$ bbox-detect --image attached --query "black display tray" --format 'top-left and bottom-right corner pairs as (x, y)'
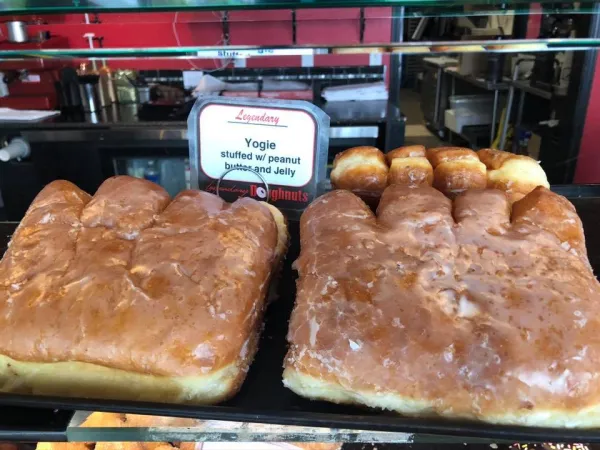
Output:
(2, 189), (600, 442)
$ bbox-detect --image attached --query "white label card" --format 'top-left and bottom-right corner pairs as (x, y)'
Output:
(189, 96), (330, 211)
(199, 104), (316, 187)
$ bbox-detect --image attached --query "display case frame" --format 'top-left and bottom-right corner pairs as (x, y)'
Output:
(1, 0), (600, 444)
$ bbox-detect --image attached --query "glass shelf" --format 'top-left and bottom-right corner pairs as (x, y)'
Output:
(3, 5), (587, 20)
(2, 38), (599, 61)
(0, 0), (600, 15)
(64, 411), (505, 443)
(405, 6), (600, 18)
(66, 413), (409, 443)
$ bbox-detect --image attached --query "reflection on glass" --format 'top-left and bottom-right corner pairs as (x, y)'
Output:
(2, 0), (600, 13)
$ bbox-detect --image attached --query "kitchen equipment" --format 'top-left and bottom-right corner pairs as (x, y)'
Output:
(457, 53), (487, 77)
(114, 70), (138, 104)
(136, 86), (151, 104)
(530, 53), (560, 91)
(78, 75), (101, 113)
(33, 30), (50, 43)
(421, 57), (458, 136)
(0, 138), (30, 162)
(449, 94), (496, 113)
(486, 52), (505, 84)
(6, 21), (28, 43)
(56, 67), (83, 110)
(98, 66), (117, 107)
(530, 12), (574, 92)
(0, 74), (8, 98)
(458, 30), (506, 82)
(445, 108), (493, 134)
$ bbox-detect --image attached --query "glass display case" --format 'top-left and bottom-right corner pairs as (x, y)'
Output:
(0, 0), (600, 446)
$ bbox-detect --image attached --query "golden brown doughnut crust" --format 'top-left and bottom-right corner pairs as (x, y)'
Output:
(426, 146), (480, 167)
(512, 186), (587, 260)
(477, 148), (516, 170)
(388, 157), (433, 187)
(329, 146), (549, 202)
(432, 159), (488, 198)
(478, 148), (550, 203)
(0, 176), (288, 404)
(330, 146), (388, 193)
(284, 185), (600, 427)
(386, 145), (426, 163)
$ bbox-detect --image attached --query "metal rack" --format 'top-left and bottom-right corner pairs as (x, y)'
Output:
(2, 39), (600, 60)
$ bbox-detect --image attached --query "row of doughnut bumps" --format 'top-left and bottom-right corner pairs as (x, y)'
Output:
(330, 145), (549, 202)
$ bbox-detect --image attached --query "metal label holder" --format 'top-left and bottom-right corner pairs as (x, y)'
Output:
(188, 96), (330, 212)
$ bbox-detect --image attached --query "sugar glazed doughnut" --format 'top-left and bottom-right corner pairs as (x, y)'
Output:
(386, 145), (434, 187)
(478, 148), (550, 203)
(330, 145), (549, 201)
(0, 176), (289, 404)
(330, 146), (388, 193)
(426, 147), (487, 198)
(285, 185), (600, 427)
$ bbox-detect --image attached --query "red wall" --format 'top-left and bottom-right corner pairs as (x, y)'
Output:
(0, 9), (392, 70)
(0, 9), (391, 109)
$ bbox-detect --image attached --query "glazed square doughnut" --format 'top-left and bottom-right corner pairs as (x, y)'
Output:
(284, 184), (600, 427)
(0, 176), (288, 404)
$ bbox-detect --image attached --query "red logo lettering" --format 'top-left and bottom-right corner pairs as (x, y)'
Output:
(235, 108), (280, 126)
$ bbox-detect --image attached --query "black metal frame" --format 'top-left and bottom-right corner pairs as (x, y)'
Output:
(507, 2), (600, 184)
(386, 6), (406, 151)
(546, 2), (600, 183)
(0, 3), (600, 443)
(389, 6), (404, 110)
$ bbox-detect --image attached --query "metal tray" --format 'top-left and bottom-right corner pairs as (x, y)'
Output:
(1, 190), (600, 442)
